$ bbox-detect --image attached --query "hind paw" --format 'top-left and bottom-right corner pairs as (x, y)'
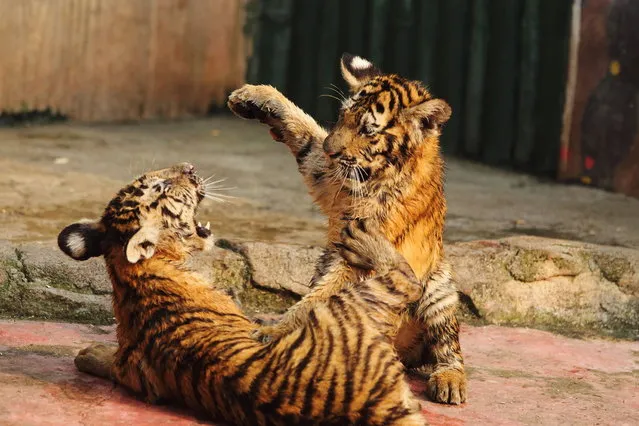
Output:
(75, 344), (117, 379)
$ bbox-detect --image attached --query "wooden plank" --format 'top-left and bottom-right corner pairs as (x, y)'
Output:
(514, 0), (541, 167)
(480, 0), (522, 165)
(531, 0), (572, 175)
(385, 0), (415, 76)
(340, 0), (369, 58)
(558, 0), (583, 178)
(414, 0), (440, 84)
(434, 0), (470, 155)
(250, 0), (293, 89)
(314, 0), (343, 125)
(0, 0), (247, 122)
(368, 0), (391, 66)
(463, 0), (489, 157)
(286, 0), (322, 114)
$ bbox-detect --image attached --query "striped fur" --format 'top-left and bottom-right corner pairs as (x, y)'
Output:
(228, 53), (467, 404)
(58, 163), (426, 425)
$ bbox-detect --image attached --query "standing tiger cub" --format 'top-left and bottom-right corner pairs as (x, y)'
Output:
(58, 163), (426, 425)
(228, 53), (467, 404)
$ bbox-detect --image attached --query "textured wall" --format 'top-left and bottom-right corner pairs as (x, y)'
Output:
(0, 0), (247, 122)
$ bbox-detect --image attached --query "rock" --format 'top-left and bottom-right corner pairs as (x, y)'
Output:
(231, 240), (323, 296)
(16, 242), (111, 294)
(449, 236), (639, 339)
(0, 246), (113, 324)
(1, 236), (638, 338)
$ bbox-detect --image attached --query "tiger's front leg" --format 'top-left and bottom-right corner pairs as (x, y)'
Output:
(400, 264), (467, 405)
(252, 248), (356, 342)
(228, 85), (342, 215)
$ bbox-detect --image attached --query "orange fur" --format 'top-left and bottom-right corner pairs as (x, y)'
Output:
(59, 163), (426, 425)
(228, 53), (467, 404)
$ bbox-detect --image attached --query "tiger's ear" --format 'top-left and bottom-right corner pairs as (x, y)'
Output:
(58, 220), (105, 261)
(404, 98), (452, 136)
(125, 224), (160, 264)
(340, 53), (382, 91)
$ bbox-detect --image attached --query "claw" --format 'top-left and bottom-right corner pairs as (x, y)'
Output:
(205, 222), (210, 230)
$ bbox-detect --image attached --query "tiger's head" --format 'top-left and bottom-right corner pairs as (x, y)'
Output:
(323, 53), (451, 190)
(58, 162), (209, 264)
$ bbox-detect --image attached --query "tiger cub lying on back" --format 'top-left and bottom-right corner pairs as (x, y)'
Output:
(228, 54), (466, 404)
(58, 163), (426, 426)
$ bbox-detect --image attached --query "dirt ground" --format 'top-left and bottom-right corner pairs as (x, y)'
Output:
(1, 320), (637, 426)
(1, 116), (638, 248)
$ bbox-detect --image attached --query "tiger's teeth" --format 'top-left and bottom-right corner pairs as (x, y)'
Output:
(197, 221), (202, 227)
(205, 222), (210, 230)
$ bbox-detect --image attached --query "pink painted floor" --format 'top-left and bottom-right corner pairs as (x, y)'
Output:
(0, 320), (637, 426)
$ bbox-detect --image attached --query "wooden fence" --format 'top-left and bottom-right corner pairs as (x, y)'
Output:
(0, 0), (247, 122)
(246, 0), (573, 176)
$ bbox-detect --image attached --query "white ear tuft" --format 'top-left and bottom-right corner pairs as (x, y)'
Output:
(340, 53), (382, 90)
(58, 221), (104, 261)
(350, 56), (373, 70)
(66, 232), (87, 259)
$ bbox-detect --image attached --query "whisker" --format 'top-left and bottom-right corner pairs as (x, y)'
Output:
(203, 194), (228, 203)
(204, 192), (237, 200)
(204, 184), (236, 191)
(201, 175), (217, 184)
(204, 177), (227, 186)
(331, 165), (349, 209)
(329, 83), (347, 99)
(324, 86), (346, 101)
(319, 94), (344, 103)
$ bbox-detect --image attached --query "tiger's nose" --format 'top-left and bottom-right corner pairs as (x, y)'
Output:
(323, 138), (342, 159)
(180, 163), (195, 175)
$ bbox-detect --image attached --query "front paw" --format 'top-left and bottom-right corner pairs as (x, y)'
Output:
(227, 85), (285, 122)
(75, 344), (117, 379)
(426, 368), (467, 405)
(337, 219), (401, 274)
(227, 85), (287, 141)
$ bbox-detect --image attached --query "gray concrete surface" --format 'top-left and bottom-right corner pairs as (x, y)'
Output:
(0, 117), (637, 248)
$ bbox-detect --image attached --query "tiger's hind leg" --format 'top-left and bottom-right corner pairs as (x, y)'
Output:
(75, 343), (165, 404)
(400, 263), (467, 405)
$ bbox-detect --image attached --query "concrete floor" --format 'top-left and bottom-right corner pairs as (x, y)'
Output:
(0, 116), (637, 247)
(1, 118), (638, 425)
(1, 320), (637, 426)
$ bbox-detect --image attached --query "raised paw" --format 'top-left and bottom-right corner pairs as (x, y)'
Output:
(75, 343), (117, 379)
(227, 85), (287, 141)
(337, 219), (406, 275)
(426, 368), (467, 405)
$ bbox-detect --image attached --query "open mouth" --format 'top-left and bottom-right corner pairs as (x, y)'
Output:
(346, 167), (370, 183)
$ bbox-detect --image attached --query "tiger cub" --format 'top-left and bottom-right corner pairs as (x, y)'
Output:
(58, 163), (425, 426)
(228, 53), (467, 404)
